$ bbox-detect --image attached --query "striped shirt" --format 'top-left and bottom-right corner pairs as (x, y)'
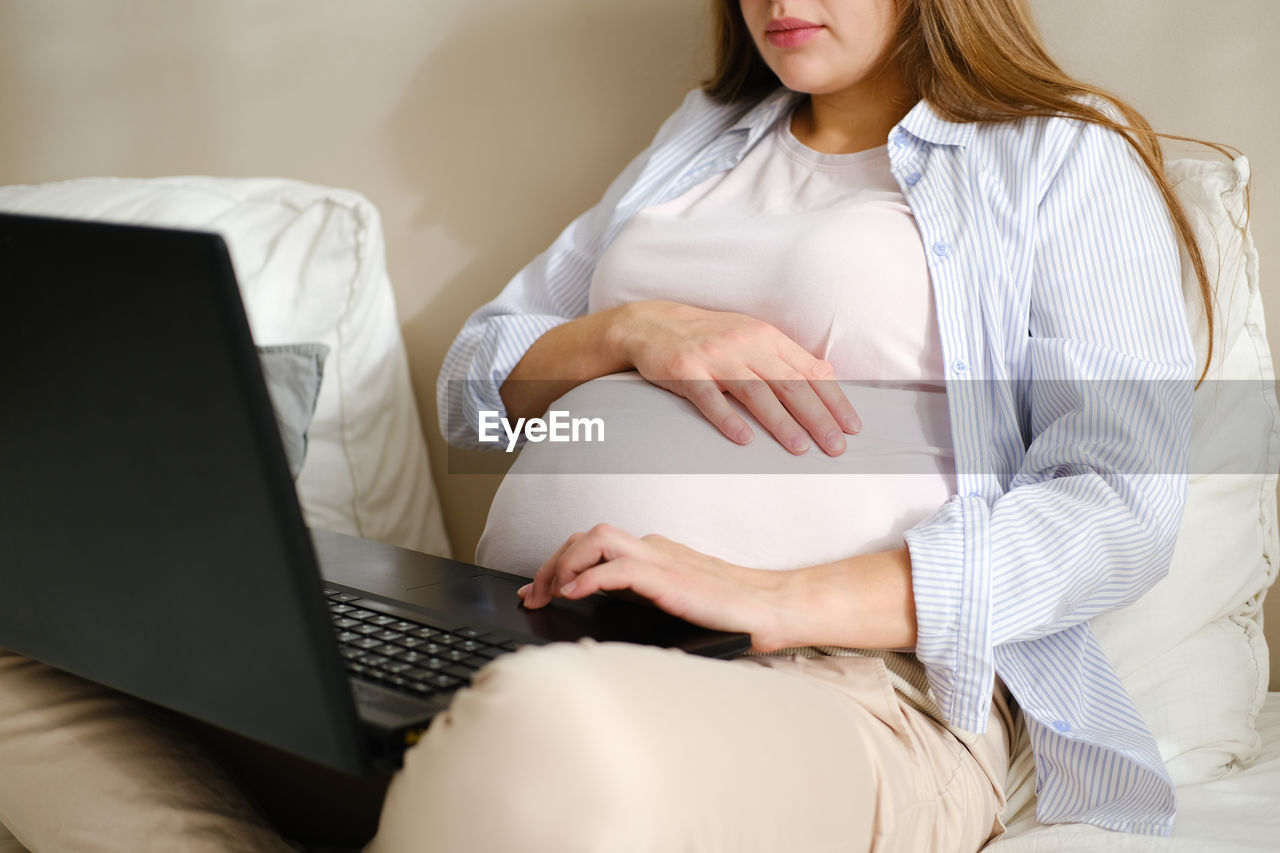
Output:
(438, 87), (1196, 835)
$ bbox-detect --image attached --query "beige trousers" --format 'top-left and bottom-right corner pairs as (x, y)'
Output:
(0, 642), (1012, 852)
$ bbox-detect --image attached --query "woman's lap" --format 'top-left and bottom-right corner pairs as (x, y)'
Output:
(0, 642), (1009, 852)
(0, 648), (293, 853)
(367, 640), (1009, 853)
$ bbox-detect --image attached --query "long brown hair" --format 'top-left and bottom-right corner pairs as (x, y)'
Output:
(705, 0), (1240, 385)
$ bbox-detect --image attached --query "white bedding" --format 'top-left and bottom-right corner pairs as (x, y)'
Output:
(988, 693), (1280, 852)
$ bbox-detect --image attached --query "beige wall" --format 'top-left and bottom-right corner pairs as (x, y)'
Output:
(1, 1), (1276, 687)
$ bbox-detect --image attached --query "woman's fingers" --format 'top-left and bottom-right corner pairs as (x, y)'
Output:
(520, 531), (583, 608)
(768, 372), (848, 456)
(620, 301), (862, 453)
(722, 357), (859, 456)
(775, 345), (862, 444)
(520, 524), (636, 609)
(678, 379), (755, 446)
(810, 376), (862, 435)
(518, 526), (774, 644)
(685, 369), (858, 455)
(720, 375), (812, 454)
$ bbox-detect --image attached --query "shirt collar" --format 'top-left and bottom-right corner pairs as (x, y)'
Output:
(728, 87), (975, 150)
(896, 98), (975, 148)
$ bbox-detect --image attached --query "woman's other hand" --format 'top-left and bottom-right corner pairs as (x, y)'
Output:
(516, 523), (794, 652)
(607, 300), (861, 456)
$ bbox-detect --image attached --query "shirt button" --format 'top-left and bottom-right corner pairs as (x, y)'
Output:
(905, 171), (922, 187)
(1052, 720), (1072, 733)
(967, 490), (982, 498)
(893, 129), (911, 147)
(932, 241), (951, 258)
(952, 358), (969, 374)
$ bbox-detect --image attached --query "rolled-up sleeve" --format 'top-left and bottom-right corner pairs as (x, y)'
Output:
(904, 117), (1196, 734)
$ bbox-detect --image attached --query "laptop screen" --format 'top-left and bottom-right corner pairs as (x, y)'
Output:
(0, 213), (368, 773)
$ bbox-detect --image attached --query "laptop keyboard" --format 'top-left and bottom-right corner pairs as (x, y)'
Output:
(324, 588), (521, 699)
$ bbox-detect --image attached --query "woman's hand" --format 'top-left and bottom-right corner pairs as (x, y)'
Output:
(518, 524), (918, 652)
(516, 523), (796, 652)
(607, 301), (861, 456)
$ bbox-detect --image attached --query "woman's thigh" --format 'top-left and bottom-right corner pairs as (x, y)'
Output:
(0, 648), (294, 853)
(367, 640), (1006, 853)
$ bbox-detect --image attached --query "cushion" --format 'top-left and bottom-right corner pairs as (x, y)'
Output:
(0, 177), (451, 557)
(257, 343), (328, 479)
(1072, 157), (1277, 786)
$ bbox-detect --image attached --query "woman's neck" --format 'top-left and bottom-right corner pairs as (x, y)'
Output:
(789, 69), (916, 155)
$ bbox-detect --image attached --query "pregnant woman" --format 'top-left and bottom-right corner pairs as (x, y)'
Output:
(377, 0), (1210, 850)
(0, 1), (1211, 851)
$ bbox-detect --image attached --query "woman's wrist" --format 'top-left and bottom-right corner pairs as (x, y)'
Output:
(599, 301), (636, 370)
(763, 548), (917, 652)
(600, 300), (664, 371)
(500, 307), (634, 420)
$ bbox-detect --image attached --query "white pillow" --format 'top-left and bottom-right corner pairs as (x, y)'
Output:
(0, 176), (451, 558)
(1087, 157), (1277, 785)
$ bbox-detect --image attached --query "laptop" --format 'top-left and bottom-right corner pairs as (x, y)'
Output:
(0, 211), (751, 777)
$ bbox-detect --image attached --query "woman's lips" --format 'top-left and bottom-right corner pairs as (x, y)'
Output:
(765, 17), (824, 48)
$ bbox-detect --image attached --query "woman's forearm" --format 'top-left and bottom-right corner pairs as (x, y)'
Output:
(764, 547), (917, 651)
(498, 305), (633, 421)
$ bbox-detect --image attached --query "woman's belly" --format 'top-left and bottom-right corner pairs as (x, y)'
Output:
(477, 373), (956, 577)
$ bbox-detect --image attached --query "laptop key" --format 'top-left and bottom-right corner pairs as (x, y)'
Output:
(328, 595), (536, 699)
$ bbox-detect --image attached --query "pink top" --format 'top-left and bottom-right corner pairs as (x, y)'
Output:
(478, 110), (956, 575)
(589, 116), (946, 385)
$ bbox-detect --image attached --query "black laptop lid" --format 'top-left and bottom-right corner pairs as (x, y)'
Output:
(0, 213), (368, 774)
